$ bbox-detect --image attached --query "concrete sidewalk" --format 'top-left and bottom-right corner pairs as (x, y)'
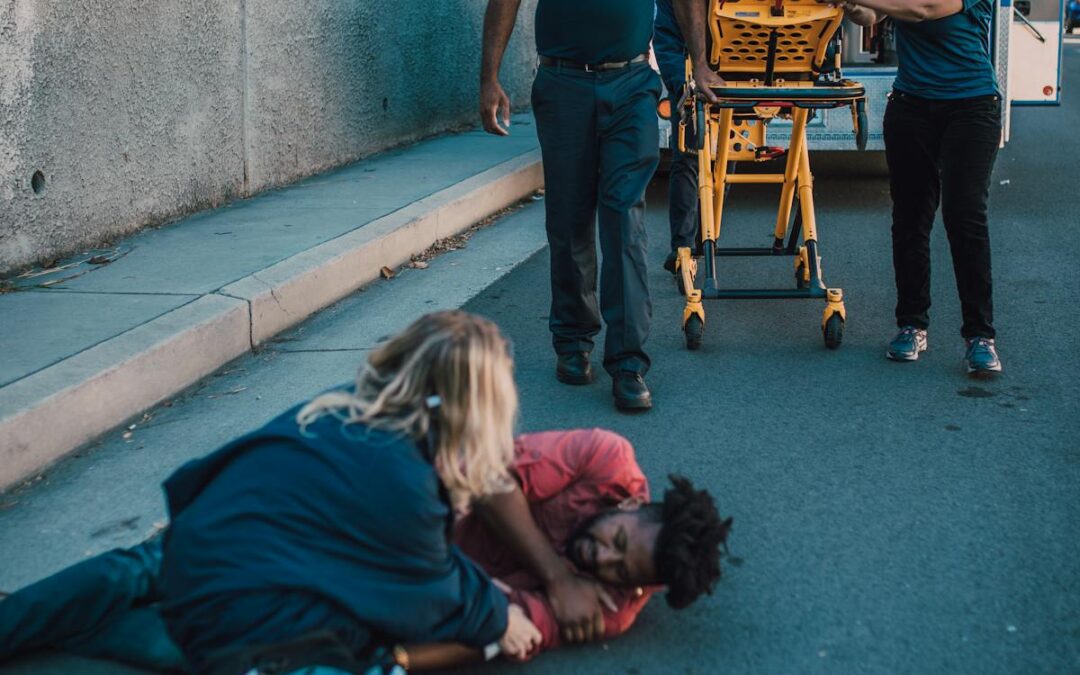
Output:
(0, 116), (542, 491)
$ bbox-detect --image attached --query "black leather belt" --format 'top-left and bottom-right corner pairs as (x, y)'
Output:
(538, 53), (649, 72)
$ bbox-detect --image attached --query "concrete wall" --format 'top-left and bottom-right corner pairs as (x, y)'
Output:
(0, 0), (538, 274)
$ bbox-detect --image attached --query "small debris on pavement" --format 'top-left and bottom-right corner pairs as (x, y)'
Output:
(408, 260), (429, 270)
(999, 179), (1010, 186)
(87, 255), (113, 265)
(380, 266), (396, 280)
(90, 516), (140, 539)
(407, 195), (534, 267)
(208, 386), (249, 399)
(122, 431), (133, 440)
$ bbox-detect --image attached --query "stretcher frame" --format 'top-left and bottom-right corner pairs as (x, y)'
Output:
(672, 0), (868, 350)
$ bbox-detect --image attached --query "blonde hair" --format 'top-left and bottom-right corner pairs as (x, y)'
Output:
(296, 311), (518, 506)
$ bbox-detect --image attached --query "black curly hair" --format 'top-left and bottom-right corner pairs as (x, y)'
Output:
(647, 474), (732, 609)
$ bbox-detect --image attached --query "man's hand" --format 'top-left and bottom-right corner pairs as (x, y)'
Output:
(547, 573), (618, 643)
(480, 80), (511, 136)
(674, 0), (727, 104)
(480, 0), (521, 135)
(692, 63), (726, 104)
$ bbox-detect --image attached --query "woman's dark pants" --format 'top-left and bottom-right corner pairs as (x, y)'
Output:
(883, 92), (1001, 339)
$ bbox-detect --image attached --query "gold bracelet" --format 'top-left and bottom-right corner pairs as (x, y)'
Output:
(393, 644), (411, 671)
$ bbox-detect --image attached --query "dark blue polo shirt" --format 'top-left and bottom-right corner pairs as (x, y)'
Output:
(893, 0), (1000, 99)
(535, 0), (655, 64)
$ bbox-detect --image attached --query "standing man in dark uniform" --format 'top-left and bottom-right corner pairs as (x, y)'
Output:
(653, 0), (700, 276)
(480, 0), (662, 411)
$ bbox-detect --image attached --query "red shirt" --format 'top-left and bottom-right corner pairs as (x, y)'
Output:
(453, 428), (657, 656)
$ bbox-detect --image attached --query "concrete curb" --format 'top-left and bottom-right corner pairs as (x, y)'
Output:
(0, 150), (543, 491)
(222, 150), (543, 345)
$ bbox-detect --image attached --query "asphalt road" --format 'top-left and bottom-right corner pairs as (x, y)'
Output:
(3, 50), (1079, 675)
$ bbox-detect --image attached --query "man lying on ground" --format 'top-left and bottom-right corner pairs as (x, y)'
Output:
(0, 428), (732, 672)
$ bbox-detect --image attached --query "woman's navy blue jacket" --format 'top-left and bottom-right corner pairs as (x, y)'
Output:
(158, 400), (508, 668)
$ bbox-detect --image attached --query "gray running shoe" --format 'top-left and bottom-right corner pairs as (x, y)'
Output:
(886, 326), (928, 361)
(964, 337), (1002, 377)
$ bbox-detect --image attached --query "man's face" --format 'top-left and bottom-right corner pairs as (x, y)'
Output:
(565, 507), (661, 587)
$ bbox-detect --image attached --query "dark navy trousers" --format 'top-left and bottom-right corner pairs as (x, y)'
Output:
(532, 61), (661, 375)
(662, 76), (700, 254)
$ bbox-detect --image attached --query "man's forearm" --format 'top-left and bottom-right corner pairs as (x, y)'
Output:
(474, 484), (571, 586)
(482, 0), (523, 84)
(673, 0), (710, 68)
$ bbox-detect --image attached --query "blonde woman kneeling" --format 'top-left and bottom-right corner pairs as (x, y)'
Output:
(157, 311), (539, 675)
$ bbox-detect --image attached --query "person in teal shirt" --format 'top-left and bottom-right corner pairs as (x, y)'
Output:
(836, 0), (1004, 375)
(480, 0), (661, 412)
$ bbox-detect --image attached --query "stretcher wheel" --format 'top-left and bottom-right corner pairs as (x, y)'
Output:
(823, 313), (844, 350)
(685, 315), (704, 350)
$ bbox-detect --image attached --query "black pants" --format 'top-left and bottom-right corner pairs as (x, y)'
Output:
(664, 78), (700, 253)
(883, 91), (1001, 339)
(532, 62), (661, 375)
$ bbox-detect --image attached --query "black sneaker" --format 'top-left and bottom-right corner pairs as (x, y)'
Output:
(964, 337), (1002, 377)
(886, 326), (928, 362)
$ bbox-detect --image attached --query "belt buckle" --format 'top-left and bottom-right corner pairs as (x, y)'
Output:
(584, 62), (597, 73)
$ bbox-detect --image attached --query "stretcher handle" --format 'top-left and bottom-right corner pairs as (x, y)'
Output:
(695, 99), (706, 151)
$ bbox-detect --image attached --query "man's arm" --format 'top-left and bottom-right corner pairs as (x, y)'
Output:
(480, 0), (523, 136)
(844, 0), (961, 22)
(673, 0), (725, 103)
(474, 484), (617, 644)
(506, 586), (654, 655)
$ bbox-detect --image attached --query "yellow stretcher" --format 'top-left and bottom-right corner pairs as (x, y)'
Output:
(667, 0), (868, 350)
